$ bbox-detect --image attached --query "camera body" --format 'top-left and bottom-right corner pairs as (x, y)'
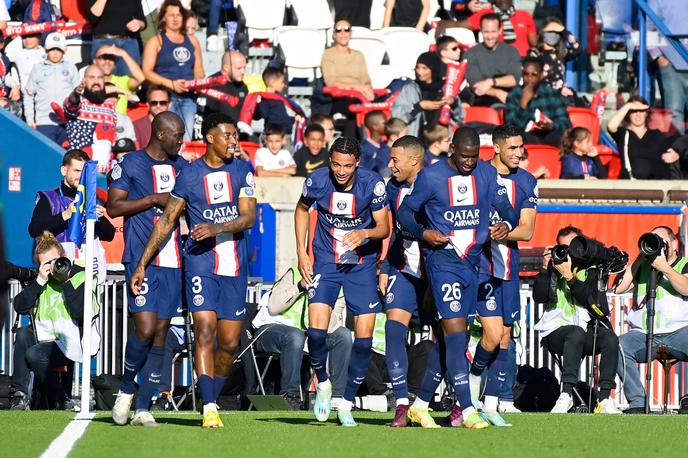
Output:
(51, 257), (72, 282)
(568, 236), (628, 274)
(638, 232), (668, 259)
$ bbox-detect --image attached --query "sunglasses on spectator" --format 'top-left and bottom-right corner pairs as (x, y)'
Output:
(96, 54), (117, 61)
(449, 46), (460, 51)
(150, 100), (170, 106)
(335, 26), (352, 33)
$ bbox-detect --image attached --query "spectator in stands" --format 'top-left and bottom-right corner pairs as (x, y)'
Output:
(385, 118), (408, 145)
(111, 137), (137, 162)
(251, 269), (353, 408)
(142, 0), (204, 141)
(422, 123), (450, 165)
(607, 96), (678, 179)
(5, 32), (44, 93)
(559, 127), (607, 180)
(526, 17), (581, 100)
(23, 32), (78, 145)
(0, 37), (21, 116)
(63, 65), (118, 153)
(10, 231), (100, 410)
(0, 1), (8, 30)
(360, 110), (391, 177)
(320, 19), (373, 137)
(505, 56), (571, 146)
(614, 225), (688, 413)
(464, 0), (536, 56)
(186, 9), (199, 37)
(383, 0), (430, 30)
(93, 44), (146, 114)
(392, 52), (463, 137)
(205, 50), (248, 132)
(311, 113), (337, 149)
(436, 35), (461, 68)
(533, 226), (622, 414)
(104, 86), (137, 142)
(333, 0), (373, 28)
(462, 13), (521, 106)
(254, 126), (296, 177)
(648, 0), (688, 135)
(257, 67), (296, 136)
(87, 0), (147, 77)
(294, 124), (328, 178)
(133, 85), (171, 147)
(28, 149), (115, 283)
(206, 0), (223, 52)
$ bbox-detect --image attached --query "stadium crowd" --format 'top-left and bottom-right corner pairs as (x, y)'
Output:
(2, 0), (688, 429)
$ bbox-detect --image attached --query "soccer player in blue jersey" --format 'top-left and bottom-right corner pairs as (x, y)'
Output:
(469, 124), (537, 426)
(397, 126), (519, 429)
(130, 112), (256, 428)
(294, 137), (390, 427)
(377, 135), (427, 427)
(108, 112), (187, 427)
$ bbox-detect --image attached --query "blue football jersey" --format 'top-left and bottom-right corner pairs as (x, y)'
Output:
(482, 162), (538, 280)
(400, 159), (515, 269)
(386, 178), (423, 278)
(302, 167), (386, 265)
(171, 157), (256, 277)
(109, 150), (188, 267)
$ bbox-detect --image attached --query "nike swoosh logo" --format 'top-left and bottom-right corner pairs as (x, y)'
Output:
(499, 372), (507, 377)
(392, 375), (403, 381)
(235, 308), (246, 316)
(150, 372), (161, 378)
(511, 311), (519, 318)
(177, 307), (183, 313)
(305, 160), (325, 172)
(214, 194), (223, 200)
(455, 374), (467, 380)
(160, 185), (172, 191)
(368, 302), (379, 309)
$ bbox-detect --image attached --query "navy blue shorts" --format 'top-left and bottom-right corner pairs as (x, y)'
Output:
(425, 251), (477, 320)
(125, 264), (182, 319)
(383, 269), (427, 316)
(308, 262), (381, 316)
(475, 277), (521, 326)
(185, 273), (247, 321)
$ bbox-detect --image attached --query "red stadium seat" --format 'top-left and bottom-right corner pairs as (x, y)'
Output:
(479, 145), (495, 161)
(523, 144), (561, 179)
(239, 140), (260, 166)
(567, 107), (600, 143)
(464, 106), (502, 125)
(126, 104), (148, 123)
(61, 0), (89, 22)
(597, 145), (622, 179)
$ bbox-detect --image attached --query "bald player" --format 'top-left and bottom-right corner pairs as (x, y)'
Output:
(205, 50), (249, 125)
(378, 136), (428, 427)
(108, 111), (188, 427)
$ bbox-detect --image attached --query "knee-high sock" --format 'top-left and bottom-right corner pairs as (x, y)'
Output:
(121, 333), (152, 394)
(470, 343), (496, 377)
(445, 332), (472, 409)
(484, 347), (508, 397)
(135, 346), (164, 411)
(198, 375), (215, 405)
(385, 320), (409, 402)
(417, 339), (444, 403)
(307, 328), (329, 383)
(344, 337), (373, 402)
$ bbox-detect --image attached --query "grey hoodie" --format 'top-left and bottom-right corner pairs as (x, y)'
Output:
(24, 58), (80, 126)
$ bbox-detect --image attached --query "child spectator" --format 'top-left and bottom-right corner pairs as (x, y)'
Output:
(360, 110), (390, 177)
(254, 126), (297, 177)
(294, 124), (328, 177)
(422, 123), (450, 165)
(5, 33), (45, 92)
(311, 113), (336, 148)
(257, 67), (296, 136)
(559, 127), (607, 180)
(385, 117), (409, 146)
(0, 37), (21, 115)
(519, 148), (549, 179)
(24, 32), (79, 145)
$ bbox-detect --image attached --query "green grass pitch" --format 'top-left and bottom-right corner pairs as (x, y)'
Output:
(1, 411), (687, 458)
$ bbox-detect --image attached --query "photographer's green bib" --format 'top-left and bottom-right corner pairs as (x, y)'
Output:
(534, 268), (591, 338)
(34, 271), (101, 363)
(629, 257), (688, 334)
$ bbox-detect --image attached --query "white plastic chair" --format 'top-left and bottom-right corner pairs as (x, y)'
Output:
(442, 26), (477, 49)
(64, 39), (91, 67)
(276, 27), (327, 81)
(349, 36), (387, 70)
(289, 0), (333, 30)
(236, 0), (287, 42)
(351, 26), (382, 39)
(369, 64), (412, 88)
(380, 27), (432, 73)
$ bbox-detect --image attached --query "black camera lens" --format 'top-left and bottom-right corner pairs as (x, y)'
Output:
(638, 232), (666, 258)
(551, 244), (569, 264)
(52, 257), (71, 277)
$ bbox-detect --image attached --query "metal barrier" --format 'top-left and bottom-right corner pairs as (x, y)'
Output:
(2, 279), (685, 409)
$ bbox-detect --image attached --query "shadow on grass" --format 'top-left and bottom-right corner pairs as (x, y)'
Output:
(91, 416), (201, 427)
(256, 416), (391, 426)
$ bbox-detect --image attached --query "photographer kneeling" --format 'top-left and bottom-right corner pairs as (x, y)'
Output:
(614, 226), (688, 414)
(533, 226), (622, 414)
(10, 232), (100, 410)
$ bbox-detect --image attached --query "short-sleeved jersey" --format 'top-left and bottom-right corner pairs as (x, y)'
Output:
(302, 167), (386, 265)
(171, 157), (256, 277)
(482, 163), (538, 280)
(386, 178), (423, 278)
(401, 160), (514, 269)
(109, 150), (188, 267)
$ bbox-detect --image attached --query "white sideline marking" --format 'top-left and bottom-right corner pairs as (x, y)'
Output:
(39, 414), (95, 458)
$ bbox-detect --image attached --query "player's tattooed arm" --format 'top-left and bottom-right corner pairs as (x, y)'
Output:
(130, 196), (186, 294)
(107, 187), (170, 218)
(294, 199), (313, 285)
(342, 207), (390, 250)
(191, 196), (257, 240)
(505, 208), (537, 242)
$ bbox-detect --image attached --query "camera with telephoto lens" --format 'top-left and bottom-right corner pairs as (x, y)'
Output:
(550, 244), (569, 265)
(638, 232), (668, 259)
(568, 236), (628, 274)
(51, 257), (72, 282)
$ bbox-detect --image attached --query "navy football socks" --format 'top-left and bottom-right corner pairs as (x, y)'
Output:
(470, 343), (495, 377)
(121, 333), (152, 394)
(445, 332), (472, 409)
(307, 328), (329, 383)
(135, 346), (164, 411)
(385, 320), (409, 402)
(198, 375), (215, 405)
(417, 339), (444, 403)
(344, 337), (373, 402)
(484, 347), (508, 397)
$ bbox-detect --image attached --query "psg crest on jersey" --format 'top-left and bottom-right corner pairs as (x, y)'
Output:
(160, 173), (170, 182)
(214, 181), (224, 191)
(450, 300), (461, 313)
(458, 183), (468, 194)
(337, 200), (347, 211)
